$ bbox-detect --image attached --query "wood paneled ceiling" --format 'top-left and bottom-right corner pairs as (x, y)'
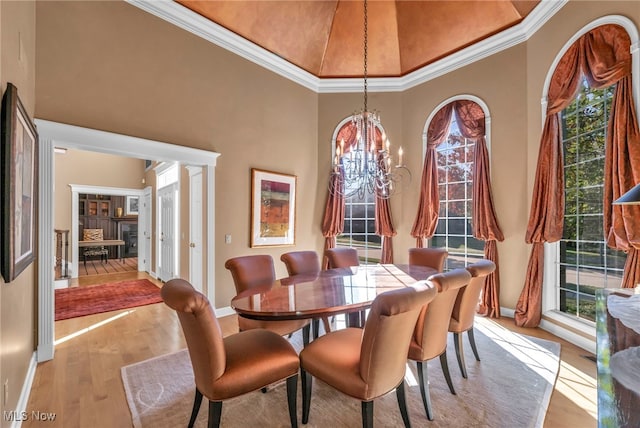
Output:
(176, 0), (540, 78)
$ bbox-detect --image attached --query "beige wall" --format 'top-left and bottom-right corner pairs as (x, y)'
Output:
(36, 1), (320, 307)
(54, 149), (146, 232)
(0, 0), (36, 424)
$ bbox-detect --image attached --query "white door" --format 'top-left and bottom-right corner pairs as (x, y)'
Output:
(188, 168), (203, 291)
(141, 187), (152, 273)
(157, 183), (177, 281)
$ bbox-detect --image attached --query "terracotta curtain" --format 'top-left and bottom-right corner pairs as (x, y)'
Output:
(411, 104), (454, 247)
(321, 172), (345, 269)
(515, 25), (639, 327)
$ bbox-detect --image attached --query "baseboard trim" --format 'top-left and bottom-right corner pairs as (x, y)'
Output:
(10, 352), (37, 428)
(215, 306), (236, 318)
(499, 307), (595, 354)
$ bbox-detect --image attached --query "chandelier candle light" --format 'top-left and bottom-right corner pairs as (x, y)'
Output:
(329, 0), (410, 199)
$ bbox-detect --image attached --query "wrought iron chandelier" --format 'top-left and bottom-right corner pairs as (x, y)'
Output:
(329, 0), (410, 199)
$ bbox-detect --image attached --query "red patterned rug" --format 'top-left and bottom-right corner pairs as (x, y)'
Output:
(55, 279), (162, 321)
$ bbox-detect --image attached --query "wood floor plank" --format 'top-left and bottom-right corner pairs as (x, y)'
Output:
(23, 272), (597, 428)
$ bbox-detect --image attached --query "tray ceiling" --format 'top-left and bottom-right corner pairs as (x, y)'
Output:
(176, 0), (541, 78)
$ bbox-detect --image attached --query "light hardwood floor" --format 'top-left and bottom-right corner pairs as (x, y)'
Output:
(24, 272), (597, 427)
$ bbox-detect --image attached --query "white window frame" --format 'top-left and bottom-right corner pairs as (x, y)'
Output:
(541, 16), (639, 342)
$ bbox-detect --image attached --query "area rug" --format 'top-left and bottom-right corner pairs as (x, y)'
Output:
(121, 317), (560, 428)
(55, 279), (162, 321)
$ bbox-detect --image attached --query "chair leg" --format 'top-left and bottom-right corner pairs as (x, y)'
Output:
(453, 332), (468, 379)
(361, 401), (374, 428)
(286, 374), (298, 428)
(395, 381), (412, 428)
(468, 328), (481, 362)
(312, 319), (320, 340)
(301, 369), (312, 424)
(207, 400), (222, 428)
(302, 324), (310, 347)
(416, 361), (433, 421)
(439, 352), (456, 395)
(188, 388), (203, 428)
(321, 316), (332, 334)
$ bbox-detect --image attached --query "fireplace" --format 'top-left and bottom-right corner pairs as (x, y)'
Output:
(118, 221), (138, 258)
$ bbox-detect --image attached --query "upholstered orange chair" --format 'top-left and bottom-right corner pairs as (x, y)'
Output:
(324, 247), (362, 326)
(281, 251), (321, 276)
(449, 259), (496, 378)
(161, 278), (300, 428)
(325, 247), (359, 268)
(225, 255), (311, 346)
(408, 268), (472, 421)
(300, 282), (437, 428)
(408, 247), (448, 272)
(280, 251), (330, 336)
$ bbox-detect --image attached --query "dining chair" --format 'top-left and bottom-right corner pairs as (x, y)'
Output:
(408, 268), (472, 421)
(161, 278), (300, 428)
(280, 251), (330, 336)
(82, 228), (109, 266)
(324, 247), (363, 326)
(449, 259), (496, 378)
(324, 247), (359, 268)
(408, 247), (448, 272)
(225, 255), (311, 346)
(300, 281), (438, 428)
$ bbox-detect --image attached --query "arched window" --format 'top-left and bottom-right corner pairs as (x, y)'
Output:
(557, 80), (626, 322)
(332, 118), (385, 263)
(430, 118), (484, 270)
(414, 96), (503, 317)
(517, 17), (640, 330)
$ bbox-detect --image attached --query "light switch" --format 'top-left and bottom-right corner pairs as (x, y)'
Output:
(225, 234), (232, 244)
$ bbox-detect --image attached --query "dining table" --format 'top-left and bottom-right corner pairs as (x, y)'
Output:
(230, 264), (438, 328)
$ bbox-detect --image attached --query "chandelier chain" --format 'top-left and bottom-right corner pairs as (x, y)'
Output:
(363, 0), (368, 114)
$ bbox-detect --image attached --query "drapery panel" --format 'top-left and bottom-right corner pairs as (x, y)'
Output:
(411, 100), (504, 317)
(375, 182), (396, 264)
(411, 104), (454, 247)
(321, 172), (345, 269)
(516, 24), (639, 327)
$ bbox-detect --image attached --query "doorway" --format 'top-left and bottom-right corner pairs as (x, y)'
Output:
(36, 119), (219, 361)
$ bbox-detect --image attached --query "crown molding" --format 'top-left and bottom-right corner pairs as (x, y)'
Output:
(127, 0), (567, 94)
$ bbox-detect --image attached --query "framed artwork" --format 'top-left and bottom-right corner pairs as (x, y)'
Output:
(126, 195), (139, 215)
(251, 168), (296, 247)
(1, 83), (38, 282)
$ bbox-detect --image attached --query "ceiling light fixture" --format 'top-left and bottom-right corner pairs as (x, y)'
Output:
(329, 0), (410, 199)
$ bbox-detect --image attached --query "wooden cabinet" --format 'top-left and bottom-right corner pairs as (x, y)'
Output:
(79, 194), (117, 258)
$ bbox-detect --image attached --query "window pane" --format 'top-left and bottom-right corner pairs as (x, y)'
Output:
(448, 182), (465, 200)
(431, 235), (446, 248)
(447, 219), (466, 235)
(448, 201), (466, 217)
(578, 215), (603, 241)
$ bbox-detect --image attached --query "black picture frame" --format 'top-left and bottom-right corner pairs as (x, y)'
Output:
(1, 83), (38, 282)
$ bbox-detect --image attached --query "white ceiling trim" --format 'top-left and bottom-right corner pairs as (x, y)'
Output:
(127, 0), (567, 94)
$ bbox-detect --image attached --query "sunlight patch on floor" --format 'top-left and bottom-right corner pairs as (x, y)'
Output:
(555, 359), (598, 419)
(475, 317), (559, 386)
(54, 309), (136, 345)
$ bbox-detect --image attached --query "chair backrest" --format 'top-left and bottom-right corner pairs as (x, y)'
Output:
(280, 251), (320, 276)
(83, 228), (104, 241)
(161, 279), (226, 399)
(224, 255), (276, 293)
(450, 260), (496, 333)
(408, 247), (448, 272)
(325, 247), (359, 269)
(359, 281), (437, 399)
(411, 268), (471, 361)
